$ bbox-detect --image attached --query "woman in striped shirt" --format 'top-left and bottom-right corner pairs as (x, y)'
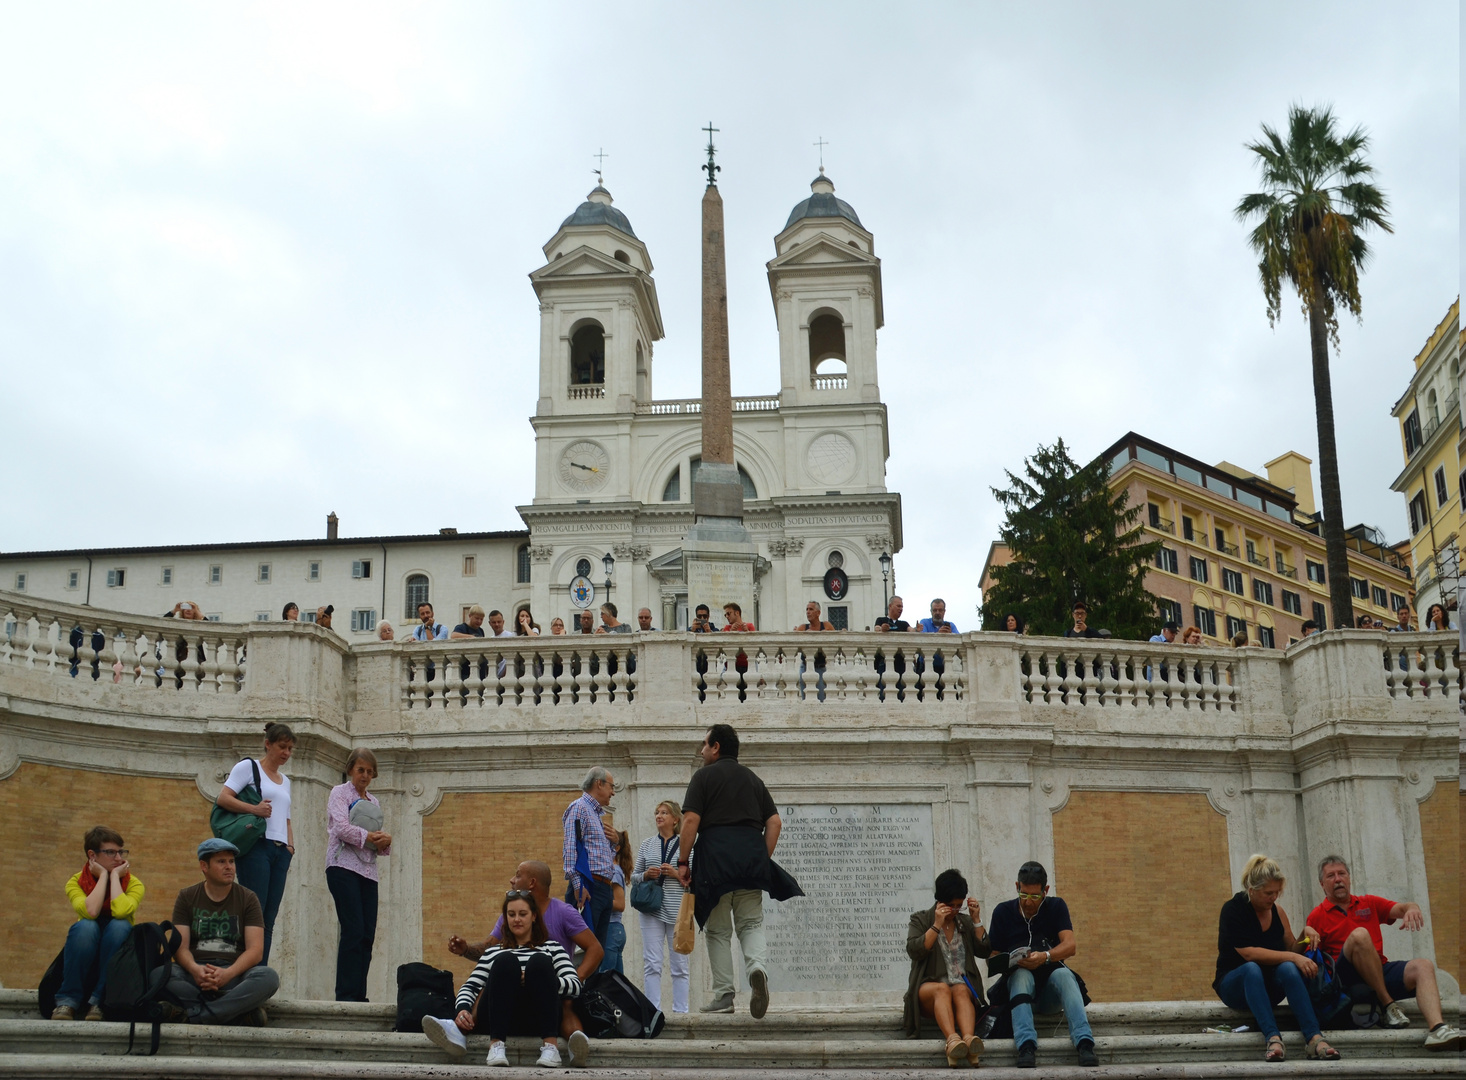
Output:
(632, 800), (689, 1013)
(423, 890), (581, 1067)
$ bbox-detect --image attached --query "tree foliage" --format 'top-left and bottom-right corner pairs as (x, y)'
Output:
(983, 439), (1161, 639)
(1235, 105), (1391, 632)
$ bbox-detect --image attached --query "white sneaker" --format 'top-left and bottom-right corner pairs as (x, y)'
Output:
(1424, 1023), (1462, 1052)
(567, 1028), (591, 1067)
(1382, 1001), (1411, 1029)
(536, 1043), (562, 1067)
(485, 1041), (509, 1066)
(421, 1014), (467, 1060)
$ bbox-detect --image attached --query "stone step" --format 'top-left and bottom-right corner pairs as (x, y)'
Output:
(0, 989), (1432, 1039)
(0, 1057), (1457, 1080)
(0, 1017), (1450, 1070)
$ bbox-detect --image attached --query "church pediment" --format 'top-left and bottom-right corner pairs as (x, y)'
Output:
(765, 233), (879, 271)
(531, 246), (640, 281)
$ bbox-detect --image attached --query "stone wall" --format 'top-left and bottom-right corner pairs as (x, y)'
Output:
(0, 762), (210, 989)
(1053, 791), (1231, 1001)
(1416, 785), (1461, 981)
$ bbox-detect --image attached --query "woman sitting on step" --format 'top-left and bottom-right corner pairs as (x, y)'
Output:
(1213, 854), (1340, 1063)
(422, 890), (582, 1068)
(903, 868), (996, 1067)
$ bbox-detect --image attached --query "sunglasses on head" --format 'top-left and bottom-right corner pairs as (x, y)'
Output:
(505, 889), (534, 900)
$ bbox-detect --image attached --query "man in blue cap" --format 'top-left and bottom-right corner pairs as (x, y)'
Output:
(164, 838), (280, 1025)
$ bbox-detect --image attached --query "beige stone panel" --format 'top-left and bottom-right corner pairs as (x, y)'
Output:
(0, 762), (210, 989)
(1054, 791), (1230, 1001)
(421, 790), (580, 986)
(1416, 787), (1459, 981)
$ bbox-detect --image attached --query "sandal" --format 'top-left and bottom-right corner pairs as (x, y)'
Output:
(1265, 1036), (1286, 1062)
(945, 1033), (968, 1067)
(1306, 1035), (1341, 1061)
(964, 1033), (984, 1062)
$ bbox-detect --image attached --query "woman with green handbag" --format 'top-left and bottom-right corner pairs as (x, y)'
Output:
(215, 723), (295, 964)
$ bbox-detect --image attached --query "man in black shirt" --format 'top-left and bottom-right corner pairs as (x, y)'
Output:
(1063, 601), (1100, 639)
(676, 725), (802, 1019)
(987, 861), (1096, 1068)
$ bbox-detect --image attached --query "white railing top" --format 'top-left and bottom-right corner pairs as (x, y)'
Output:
(634, 395), (780, 415)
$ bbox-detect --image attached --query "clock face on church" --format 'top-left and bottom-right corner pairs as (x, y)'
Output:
(559, 440), (610, 493)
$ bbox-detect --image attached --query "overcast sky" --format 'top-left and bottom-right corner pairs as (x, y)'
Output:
(1, 2), (1457, 623)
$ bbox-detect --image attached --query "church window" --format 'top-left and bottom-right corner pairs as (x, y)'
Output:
(517, 544), (531, 584)
(576, 558), (592, 578)
(808, 311), (847, 387)
(613, 249), (630, 264)
(827, 550), (844, 569)
(827, 605), (848, 630)
(570, 323), (606, 385)
(404, 574), (430, 619)
(662, 469), (680, 501)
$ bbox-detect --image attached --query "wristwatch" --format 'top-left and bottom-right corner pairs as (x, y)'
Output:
(677, 859), (689, 866)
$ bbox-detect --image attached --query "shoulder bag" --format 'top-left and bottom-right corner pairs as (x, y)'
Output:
(209, 759), (265, 856)
(630, 836), (676, 915)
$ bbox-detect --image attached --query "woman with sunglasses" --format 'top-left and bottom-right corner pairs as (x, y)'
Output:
(422, 890), (581, 1068)
(903, 868), (995, 1067)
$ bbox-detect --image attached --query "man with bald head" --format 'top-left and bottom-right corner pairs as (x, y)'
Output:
(447, 860), (603, 1064)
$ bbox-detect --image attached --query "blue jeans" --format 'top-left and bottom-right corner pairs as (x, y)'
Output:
(57, 918), (133, 1008)
(326, 867), (378, 1002)
(1216, 961), (1320, 1041)
(599, 921), (626, 974)
(1009, 965), (1093, 1049)
(236, 840), (292, 964)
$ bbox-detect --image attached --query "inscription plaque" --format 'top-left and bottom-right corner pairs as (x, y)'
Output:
(763, 804), (934, 991)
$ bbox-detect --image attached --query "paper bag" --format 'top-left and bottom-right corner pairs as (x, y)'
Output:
(673, 892), (697, 955)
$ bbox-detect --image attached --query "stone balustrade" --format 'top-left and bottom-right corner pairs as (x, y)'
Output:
(634, 394), (781, 415)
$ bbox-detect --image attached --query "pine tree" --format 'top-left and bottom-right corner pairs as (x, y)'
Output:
(983, 439), (1162, 638)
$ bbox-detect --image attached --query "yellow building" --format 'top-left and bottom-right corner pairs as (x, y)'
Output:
(980, 432), (1414, 643)
(1389, 299), (1460, 625)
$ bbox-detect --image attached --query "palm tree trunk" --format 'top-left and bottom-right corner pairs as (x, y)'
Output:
(1308, 299), (1354, 631)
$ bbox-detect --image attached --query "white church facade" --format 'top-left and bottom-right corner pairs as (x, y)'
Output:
(1, 173), (903, 634)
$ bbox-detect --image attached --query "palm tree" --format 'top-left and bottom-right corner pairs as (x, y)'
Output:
(1236, 105), (1391, 633)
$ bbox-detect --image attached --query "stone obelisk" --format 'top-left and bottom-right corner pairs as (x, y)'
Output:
(683, 126), (757, 619)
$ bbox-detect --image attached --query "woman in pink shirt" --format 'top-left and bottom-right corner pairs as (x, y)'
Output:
(326, 748), (392, 1001)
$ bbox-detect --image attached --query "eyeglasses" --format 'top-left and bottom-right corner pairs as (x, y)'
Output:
(1016, 891), (1045, 901)
(98, 849), (130, 858)
(505, 890), (534, 900)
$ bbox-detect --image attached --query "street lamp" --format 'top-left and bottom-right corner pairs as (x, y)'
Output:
(602, 551), (615, 597)
(879, 551), (892, 609)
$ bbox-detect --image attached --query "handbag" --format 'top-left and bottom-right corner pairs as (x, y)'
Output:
(346, 796), (385, 860)
(209, 759), (265, 856)
(672, 892), (696, 955)
(630, 836), (676, 915)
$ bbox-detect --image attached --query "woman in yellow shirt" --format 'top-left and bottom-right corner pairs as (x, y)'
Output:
(53, 826), (145, 1020)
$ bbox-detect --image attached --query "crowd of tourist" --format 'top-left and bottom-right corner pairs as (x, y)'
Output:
(45, 715), (1460, 1069)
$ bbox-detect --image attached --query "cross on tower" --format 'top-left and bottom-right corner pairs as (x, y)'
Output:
(593, 147), (609, 185)
(814, 136), (828, 170)
(702, 122), (721, 185)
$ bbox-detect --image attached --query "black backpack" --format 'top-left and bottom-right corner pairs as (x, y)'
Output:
(103, 921), (182, 1055)
(573, 970), (665, 1039)
(396, 962), (457, 1033)
(37, 945), (99, 1019)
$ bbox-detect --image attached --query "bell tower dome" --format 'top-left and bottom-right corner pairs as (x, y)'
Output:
(767, 170), (883, 406)
(530, 183), (663, 416)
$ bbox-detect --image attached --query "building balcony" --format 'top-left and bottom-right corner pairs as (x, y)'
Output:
(1275, 558), (1298, 580)
(1246, 551), (1271, 569)
(811, 374), (848, 390)
(1149, 516), (1175, 535)
(634, 395), (781, 415)
(1217, 541), (1240, 557)
(566, 383), (606, 400)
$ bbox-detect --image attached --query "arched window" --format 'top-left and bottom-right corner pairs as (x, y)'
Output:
(808, 311), (847, 387)
(570, 323), (605, 385)
(516, 544), (531, 584)
(613, 249), (630, 264)
(662, 468), (680, 501)
(1428, 388), (1439, 425)
(689, 457), (757, 499)
(404, 574), (430, 619)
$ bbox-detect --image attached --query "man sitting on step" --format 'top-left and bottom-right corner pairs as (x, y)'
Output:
(1302, 854), (1461, 1052)
(164, 838), (280, 1025)
(447, 859), (603, 1066)
(986, 861), (1098, 1069)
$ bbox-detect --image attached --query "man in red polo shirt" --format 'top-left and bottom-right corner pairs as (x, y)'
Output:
(1303, 854), (1459, 1052)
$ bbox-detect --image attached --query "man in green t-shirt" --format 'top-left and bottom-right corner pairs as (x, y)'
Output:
(164, 838), (279, 1025)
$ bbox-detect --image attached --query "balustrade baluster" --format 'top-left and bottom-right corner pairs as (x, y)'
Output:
(711, 650), (729, 700)
(1114, 653), (1134, 708)
(94, 627), (119, 686)
(34, 617), (57, 672)
(217, 638), (241, 693)
(1439, 644), (1459, 698)
(850, 648), (873, 700)
(1404, 646), (1426, 700)
(192, 636), (217, 693)
(463, 649), (484, 708)
(441, 649), (462, 709)
(1059, 651), (1080, 705)
(1222, 659), (1238, 712)
(405, 655), (421, 709)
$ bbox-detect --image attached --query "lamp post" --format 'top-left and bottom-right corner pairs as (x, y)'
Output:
(602, 552), (615, 601)
(879, 551), (892, 610)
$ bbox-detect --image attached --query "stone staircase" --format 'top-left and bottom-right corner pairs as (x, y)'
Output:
(0, 990), (1456, 1077)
